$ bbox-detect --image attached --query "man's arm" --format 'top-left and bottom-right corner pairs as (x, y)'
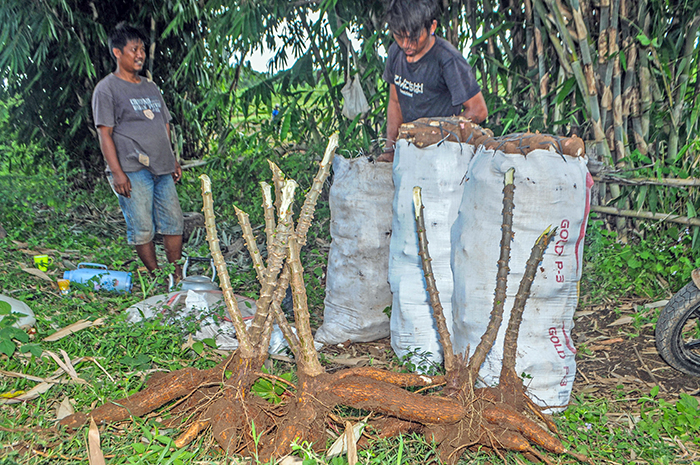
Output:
(97, 125), (132, 198)
(377, 84), (403, 162)
(460, 91), (488, 124)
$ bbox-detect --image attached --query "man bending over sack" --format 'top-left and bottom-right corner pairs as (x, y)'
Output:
(92, 23), (183, 280)
(377, 0), (488, 162)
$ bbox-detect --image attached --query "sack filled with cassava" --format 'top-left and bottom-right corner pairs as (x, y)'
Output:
(451, 132), (591, 411)
(315, 155), (394, 344)
(388, 117), (492, 370)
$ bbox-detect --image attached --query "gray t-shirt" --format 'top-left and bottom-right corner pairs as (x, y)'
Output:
(92, 74), (176, 175)
(383, 37), (481, 123)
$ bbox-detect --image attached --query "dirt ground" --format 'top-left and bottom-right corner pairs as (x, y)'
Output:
(571, 297), (700, 402)
(314, 297), (700, 411)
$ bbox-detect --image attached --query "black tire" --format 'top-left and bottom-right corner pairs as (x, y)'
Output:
(656, 281), (700, 377)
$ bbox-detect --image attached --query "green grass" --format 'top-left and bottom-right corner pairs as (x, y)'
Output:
(1, 167), (700, 465)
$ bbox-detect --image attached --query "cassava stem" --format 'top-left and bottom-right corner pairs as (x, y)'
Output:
(247, 180), (298, 344)
(500, 226), (557, 375)
(412, 186), (455, 373)
(467, 168), (515, 376)
(261, 182), (276, 250)
(199, 174), (252, 356)
(288, 235), (324, 376)
(268, 160), (286, 217)
(270, 266), (302, 355)
(295, 133), (338, 246)
(234, 205), (266, 283)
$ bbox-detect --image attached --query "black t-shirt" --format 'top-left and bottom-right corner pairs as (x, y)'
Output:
(383, 37), (482, 123)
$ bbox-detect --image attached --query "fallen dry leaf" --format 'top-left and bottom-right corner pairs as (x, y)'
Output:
(20, 267), (53, 282)
(278, 456), (304, 465)
(181, 334), (195, 351)
(326, 420), (366, 459)
(331, 356), (371, 367)
(346, 421), (358, 465)
(88, 417), (106, 465)
(45, 350), (87, 384)
(43, 318), (106, 342)
(608, 316), (634, 327)
(56, 396), (75, 420)
(588, 337), (625, 351)
(0, 381), (54, 405)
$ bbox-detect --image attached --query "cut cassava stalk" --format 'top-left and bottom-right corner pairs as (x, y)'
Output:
(234, 205), (266, 283)
(247, 180), (298, 345)
(499, 227), (557, 406)
(200, 174), (253, 356)
(412, 186), (455, 373)
(261, 182), (276, 251)
(467, 168), (515, 377)
(288, 235), (324, 376)
(267, 160), (286, 216)
(270, 266), (302, 355)
(500, 226), (556, 375)
(295, 133), (338, 246)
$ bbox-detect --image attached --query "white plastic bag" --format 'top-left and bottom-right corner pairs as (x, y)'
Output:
(341, 77), (369, 120)
(389, 139), (475, 369)
(0, 294), (36, 329)
(451, 144), (592, 410)
(315, 155), (394, 344)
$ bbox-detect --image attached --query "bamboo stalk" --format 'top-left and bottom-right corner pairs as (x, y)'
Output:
(553, 66), (566, 134)
(591, 206), (700, 227)
(637, 0), (651, 149)
(612, 52), (625, 165)
(533, 0), (573, 75)
(600, 0), (620, 131)
(234, 205), (266, 284)
(593, 175), (700, 187)
(566, 0), (612, 163)
(483, 0), (499, 94)
(412, 187), (455, 373)
(467, 168), (515, 377)
(621, 0), (635, 148)
(668, 14), (700, 162)
(534, 7), (549, 125)
(199, 174), (253, 357)
(524, 0), (537, 105)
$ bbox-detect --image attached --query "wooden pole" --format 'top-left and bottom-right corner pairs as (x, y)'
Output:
(591, 206), (700, 227)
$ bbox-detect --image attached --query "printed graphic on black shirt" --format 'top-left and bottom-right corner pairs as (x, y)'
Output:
(394, 75), (424, 98)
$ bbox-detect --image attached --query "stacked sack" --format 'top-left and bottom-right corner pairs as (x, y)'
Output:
(451, 132), (591, 410)
(315, 155), (394, 344)
(389, 117), (492, 368)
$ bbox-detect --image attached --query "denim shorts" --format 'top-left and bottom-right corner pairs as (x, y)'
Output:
(109, 169), (183, 245)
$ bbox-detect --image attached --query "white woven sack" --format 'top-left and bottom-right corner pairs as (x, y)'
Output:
(389, 139), (475, 369)
(451, 145), (592, 411)
(315, 155), (394, 344)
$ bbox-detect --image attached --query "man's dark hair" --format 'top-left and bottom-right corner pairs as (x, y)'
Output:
(108, 22), (147, 59)
(385, 0), (440, 39)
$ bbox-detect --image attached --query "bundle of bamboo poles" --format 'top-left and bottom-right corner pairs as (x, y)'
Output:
(437, 0), (700, 232)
